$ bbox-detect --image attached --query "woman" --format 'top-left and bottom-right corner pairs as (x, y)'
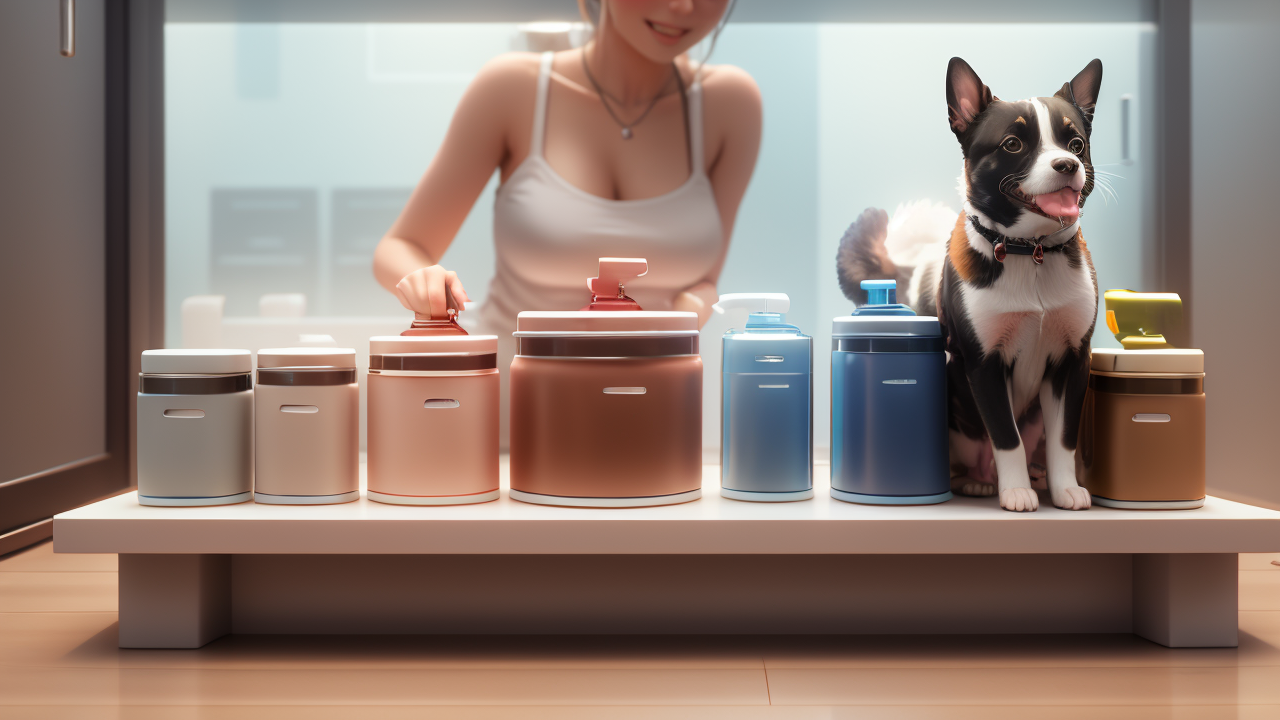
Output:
(373, 0), (761, 439)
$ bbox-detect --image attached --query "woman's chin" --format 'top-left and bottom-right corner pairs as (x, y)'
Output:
(611, 25), (702, 64)
(630, 40), (694, 65)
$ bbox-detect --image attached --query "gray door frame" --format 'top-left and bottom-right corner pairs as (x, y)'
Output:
(0, 0), (165, 554)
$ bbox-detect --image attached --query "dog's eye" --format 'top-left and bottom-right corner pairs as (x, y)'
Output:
(1002, 137), (1023, 153)
(1068, 137), (1085, 155)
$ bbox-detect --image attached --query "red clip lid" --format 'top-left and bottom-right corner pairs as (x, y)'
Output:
(517, 258), (698, 335)
(582, 258), (648, 311)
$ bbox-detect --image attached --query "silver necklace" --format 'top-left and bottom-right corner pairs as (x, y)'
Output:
(580, 50), (677, 140)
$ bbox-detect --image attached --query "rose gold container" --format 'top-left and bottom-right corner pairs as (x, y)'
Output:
(509, 310), (703, 508)
(1079, 349), (1206, 510)
(254, 347), (359, 505)
(366, 334), (500, 505)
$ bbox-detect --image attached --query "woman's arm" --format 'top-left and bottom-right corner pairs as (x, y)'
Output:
(674, 64), (763, 325)
(373, 54), (537, 317)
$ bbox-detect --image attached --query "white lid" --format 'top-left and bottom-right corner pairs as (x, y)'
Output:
(141, 349), (252, 374)
(515, 311), (698, 335)
(370, 335), (498, 355)
(832, 315), (942, 337)
(1091, 348), (1204, 374)
(258, 347), (356, 369)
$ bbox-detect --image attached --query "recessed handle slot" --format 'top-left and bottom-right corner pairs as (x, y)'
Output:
(424, 399), (460, 409)
(280, 405), (319, 414)
(882, 379), (917, 385)
(1132, 413), (1171, 423)
(603, 387), (646, 395)
(755, 355), (784, 363)
(758, 384), (790, 389)
(163, 409), (205, 419)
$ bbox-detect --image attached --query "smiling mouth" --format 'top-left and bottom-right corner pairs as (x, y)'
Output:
(1004, 184), (1082, 222)
(646, 20), (688, 41)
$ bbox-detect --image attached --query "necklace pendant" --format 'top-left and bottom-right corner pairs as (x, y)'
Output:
(994, 241), (1007, 263)
(1032, 244), (1045, 264)
(621, 127), (633, 140)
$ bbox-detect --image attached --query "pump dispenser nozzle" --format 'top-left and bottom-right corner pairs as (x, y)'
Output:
(712, 293), (791, 315)
(714, 293), (795, 330)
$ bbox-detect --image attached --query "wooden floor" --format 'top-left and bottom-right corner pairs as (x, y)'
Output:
(1, 542), (1278, 718)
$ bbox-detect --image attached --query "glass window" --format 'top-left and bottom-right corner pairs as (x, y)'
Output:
(165, 11), (1158, 451)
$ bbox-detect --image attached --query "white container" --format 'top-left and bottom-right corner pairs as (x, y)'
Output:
(137, 349), (253, 506)
(254, 347), (359, 505)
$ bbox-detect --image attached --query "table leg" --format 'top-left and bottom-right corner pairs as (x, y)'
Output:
(118, 554), (231, 648)
(1133, 553), (1238, 648)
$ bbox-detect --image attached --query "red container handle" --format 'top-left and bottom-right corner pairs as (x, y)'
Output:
(583, 258), (647, 311)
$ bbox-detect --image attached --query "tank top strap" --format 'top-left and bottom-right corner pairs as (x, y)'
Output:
(530, 51), (554, 159)
(688, 74), (705, 176)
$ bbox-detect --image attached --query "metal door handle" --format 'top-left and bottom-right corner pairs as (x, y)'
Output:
(60, 0), (75, 57)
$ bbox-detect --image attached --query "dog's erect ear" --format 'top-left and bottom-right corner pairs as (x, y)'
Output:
(946, 57), (993, 135)
(1056, 59), (1103, 126)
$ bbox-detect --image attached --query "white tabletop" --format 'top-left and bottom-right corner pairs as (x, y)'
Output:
(53, 461), (1280, 555)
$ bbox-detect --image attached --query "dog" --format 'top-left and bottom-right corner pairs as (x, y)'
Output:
(837, 57), (1103, 512)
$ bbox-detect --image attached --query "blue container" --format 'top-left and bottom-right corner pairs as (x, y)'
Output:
(717, 293), (813, 502)
(830, 280), (950, 505)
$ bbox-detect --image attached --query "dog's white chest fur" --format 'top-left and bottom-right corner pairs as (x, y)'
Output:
(959, 252), (1095, 416)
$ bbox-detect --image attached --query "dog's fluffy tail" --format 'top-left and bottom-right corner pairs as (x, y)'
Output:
(835, 200), (954, 315)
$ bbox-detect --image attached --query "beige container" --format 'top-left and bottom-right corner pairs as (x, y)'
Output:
(254, 348), (359, 505)
(1079, 348), (1206, 509)
(366, 334), (500, 505)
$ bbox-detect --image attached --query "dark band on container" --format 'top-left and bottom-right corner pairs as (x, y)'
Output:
(139, 373), (252, 395)
(257, 367), (356, 386)
(517, 336), (699, 358)
(1089, 374), (1204, 395)
(832, 337), (945, 354)
(370, 354), (497, 371)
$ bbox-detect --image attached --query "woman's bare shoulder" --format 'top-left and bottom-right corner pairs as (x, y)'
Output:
(468, 52), (543, 95)
(698, 63), (763, 110)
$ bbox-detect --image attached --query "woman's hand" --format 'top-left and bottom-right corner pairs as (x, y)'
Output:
(674, 283), (719, 328)
(394, 265), (471, 319)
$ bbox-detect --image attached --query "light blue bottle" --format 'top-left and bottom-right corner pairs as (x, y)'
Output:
(830, 280), (951, 505)
(715, 293), (813, 502)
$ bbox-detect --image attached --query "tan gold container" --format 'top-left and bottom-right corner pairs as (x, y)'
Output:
(1079, 349), (1205, 509)
(254, 348), (359, 505)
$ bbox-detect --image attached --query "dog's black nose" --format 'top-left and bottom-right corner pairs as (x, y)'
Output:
(1052, 158), (1079, 174)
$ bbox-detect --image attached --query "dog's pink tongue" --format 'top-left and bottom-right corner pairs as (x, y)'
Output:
(1034, 188), (1081, 219)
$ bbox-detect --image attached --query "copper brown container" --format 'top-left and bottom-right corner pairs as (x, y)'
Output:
(508, 259), (703, 507)
(1079, 349), (1205, 509)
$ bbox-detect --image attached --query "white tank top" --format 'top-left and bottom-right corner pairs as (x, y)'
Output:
(478, 51), (723, 335)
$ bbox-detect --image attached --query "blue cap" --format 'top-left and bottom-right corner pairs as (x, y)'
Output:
(861, 279), (897, 306)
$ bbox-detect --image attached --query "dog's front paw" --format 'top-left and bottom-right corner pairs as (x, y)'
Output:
(1052, 485), (1092, 510)
(1000, 487), (1039, 512)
